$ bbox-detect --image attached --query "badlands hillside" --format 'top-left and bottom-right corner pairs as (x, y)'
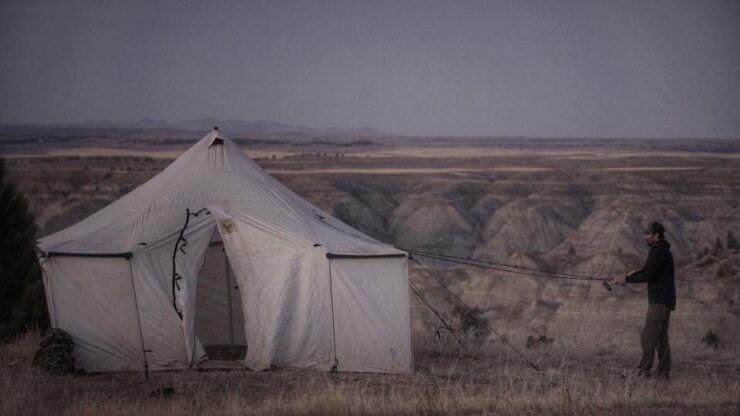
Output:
(3, 134), (739, 361)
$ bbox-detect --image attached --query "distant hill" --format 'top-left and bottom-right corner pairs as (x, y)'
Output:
(0, 118), (386, 137)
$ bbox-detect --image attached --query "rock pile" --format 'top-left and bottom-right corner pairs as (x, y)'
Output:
(31, 328), (76, 375)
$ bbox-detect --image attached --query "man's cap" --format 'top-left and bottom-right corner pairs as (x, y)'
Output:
(645, 221), (665, 235)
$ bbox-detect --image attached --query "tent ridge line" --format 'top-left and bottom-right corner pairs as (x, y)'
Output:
(325, 253), (407, 259)
(46, 251), (133, 258)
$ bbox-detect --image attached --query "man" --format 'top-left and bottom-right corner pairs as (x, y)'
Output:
(615, 221), (676, 380)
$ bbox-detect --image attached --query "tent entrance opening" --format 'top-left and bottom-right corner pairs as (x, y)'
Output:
(195, 243), (247, 360)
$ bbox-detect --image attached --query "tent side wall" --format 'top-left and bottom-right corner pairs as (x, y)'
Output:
(330, 256), (413, 374)
(45, 256), (145, 372)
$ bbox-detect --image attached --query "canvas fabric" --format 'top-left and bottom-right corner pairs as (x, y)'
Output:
(330, 257), (412, 373)
(37, 130), (411, 374)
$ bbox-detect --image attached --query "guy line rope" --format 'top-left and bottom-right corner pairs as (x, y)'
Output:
(402, 247), (618, 371)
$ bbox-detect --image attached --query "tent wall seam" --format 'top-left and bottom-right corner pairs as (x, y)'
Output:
(127, 258), (149, 378)
(190, 225), (219, 366)
(171, 208), (210, 320)
(45, 260), (58, 328)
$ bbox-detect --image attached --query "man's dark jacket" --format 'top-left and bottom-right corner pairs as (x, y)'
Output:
(625, 239), (676, 310)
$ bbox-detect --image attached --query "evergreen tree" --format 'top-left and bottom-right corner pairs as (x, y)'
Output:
(0, 158), (48, 340)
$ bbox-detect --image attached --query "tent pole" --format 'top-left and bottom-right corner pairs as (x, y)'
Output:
(225, 250), (234, 355)
(328, 260), (339, 371)
(127, 257), (149, 380)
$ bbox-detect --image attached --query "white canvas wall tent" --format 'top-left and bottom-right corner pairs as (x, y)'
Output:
(36, 128), (412, 374)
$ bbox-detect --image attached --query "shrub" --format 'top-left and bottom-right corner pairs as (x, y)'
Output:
(713, 238), (724, 255)
(526, 334), (554, 349)
(728, 231), (739, 252)
(701, 331), (720, 349)
(716, 262), (736, 279)
(451, 305), (489, 338)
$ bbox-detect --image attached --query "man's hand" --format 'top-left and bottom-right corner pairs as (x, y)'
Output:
(614, 275), (626, 286)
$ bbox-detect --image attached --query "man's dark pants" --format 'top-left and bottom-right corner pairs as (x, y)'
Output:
(639, 303), (671, 377)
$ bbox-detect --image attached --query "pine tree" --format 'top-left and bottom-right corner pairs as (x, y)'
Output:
(0, 158), (48, 340)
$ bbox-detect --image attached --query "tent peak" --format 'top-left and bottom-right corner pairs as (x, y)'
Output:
(209, 126), (224, 146)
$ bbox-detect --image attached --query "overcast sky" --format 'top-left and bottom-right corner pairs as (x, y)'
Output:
(1, 0), (738, 138)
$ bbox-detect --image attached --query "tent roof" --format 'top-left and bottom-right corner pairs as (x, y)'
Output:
(37, 129), (403, 258)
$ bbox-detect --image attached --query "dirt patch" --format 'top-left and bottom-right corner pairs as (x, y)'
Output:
(372, 147), (740, 160)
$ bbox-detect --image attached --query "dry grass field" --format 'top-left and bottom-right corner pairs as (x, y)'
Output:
(2, 329), (739, 416)
(2, 133), (740, 414)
